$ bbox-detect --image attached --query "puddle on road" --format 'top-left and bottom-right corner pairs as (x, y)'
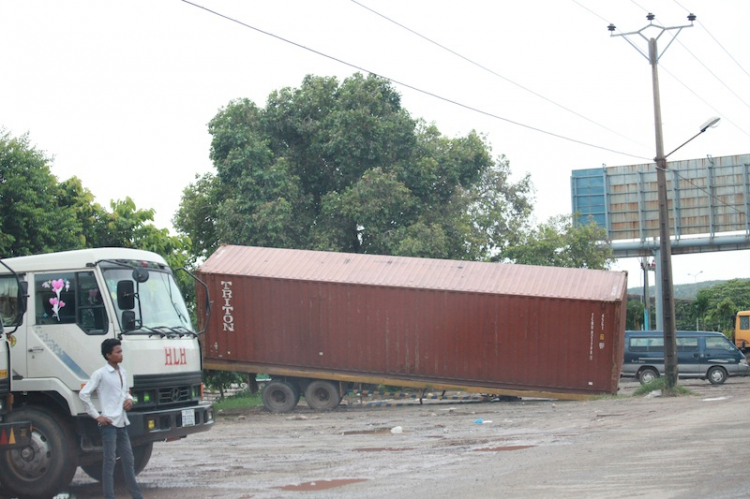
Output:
(277, 478), (368, 491)
(473, 445), (535, 452)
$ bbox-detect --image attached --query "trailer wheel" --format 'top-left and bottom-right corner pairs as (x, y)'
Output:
(80, 442), (153, 482)
(304, 380), (341, 411)
(0, 406), (79, 498)
(637, 367), (659, 385)
(262, 380), (299, 412)
(707, 366), (728, 385)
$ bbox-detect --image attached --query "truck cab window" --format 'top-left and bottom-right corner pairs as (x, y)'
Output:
(35, 272), (108, 334)
(77, 271), (108, 334)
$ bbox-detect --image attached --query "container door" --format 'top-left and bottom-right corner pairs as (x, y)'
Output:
(675, 336), (701, 376)
(26, 271), (110, 387)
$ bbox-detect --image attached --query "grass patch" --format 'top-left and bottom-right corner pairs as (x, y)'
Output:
(631, 378), (694, 397)
(213, 390), (264, 411)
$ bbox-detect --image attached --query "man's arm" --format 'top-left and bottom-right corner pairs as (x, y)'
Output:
(79, 370), (111, 425)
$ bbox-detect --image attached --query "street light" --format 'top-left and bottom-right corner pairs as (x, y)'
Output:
(610, 13), (720, 393)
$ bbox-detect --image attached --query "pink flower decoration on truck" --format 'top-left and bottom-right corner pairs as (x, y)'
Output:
(42, 277), (70, 321)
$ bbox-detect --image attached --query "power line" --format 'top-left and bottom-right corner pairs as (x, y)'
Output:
(352, 0), (650, 152)
(658, 65), (750, 139)
(570, 0), (611, 24)
(673, 0), (750, 80)
(580, 2), (750, 139)
(673, 38), (750, 112)
(179, 0), (651, 161)
(639, 10), (750, 136)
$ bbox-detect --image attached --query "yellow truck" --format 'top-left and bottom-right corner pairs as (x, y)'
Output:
(734, 310), (750, 351)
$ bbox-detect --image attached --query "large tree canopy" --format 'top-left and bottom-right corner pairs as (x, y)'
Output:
(502, 214), (614, 269)
(1, 130), (189, 269)
(0, 131), (83, 256)
(175, 73), (534, 262)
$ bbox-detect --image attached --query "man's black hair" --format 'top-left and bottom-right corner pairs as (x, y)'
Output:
(101, 338), (121, 360)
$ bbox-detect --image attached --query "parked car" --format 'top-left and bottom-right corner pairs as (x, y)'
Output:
(622, 330), (749, 385)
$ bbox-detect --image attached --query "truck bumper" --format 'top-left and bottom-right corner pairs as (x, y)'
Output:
(127, 402), (214, 444)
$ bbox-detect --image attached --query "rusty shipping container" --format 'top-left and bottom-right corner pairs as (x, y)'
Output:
(197, 245), (627, 410)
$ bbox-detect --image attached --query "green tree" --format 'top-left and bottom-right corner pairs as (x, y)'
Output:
(502, 214), (614, 269)
(626, 299), (645, 330)
(175, 73), (533, 262)
(0, 131), (83, 256)
(693, 279), (750, 335)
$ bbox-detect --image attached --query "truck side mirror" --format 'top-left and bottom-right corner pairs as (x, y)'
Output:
(121, 311), (136, 332)
(18, 281), (28, 315)
(132, 267), (149, 283)
(117, 281), (136, 310)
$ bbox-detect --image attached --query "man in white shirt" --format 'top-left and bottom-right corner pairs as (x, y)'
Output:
(80, 338), (144, 499)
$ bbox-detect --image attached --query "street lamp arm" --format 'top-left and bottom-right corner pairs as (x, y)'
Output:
(663, 117), (721, 159)
(663, 130), (703, 159)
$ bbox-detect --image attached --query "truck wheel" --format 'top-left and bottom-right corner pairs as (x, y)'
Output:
(304, 380), (341, 411)
(262, 380), (299, 412)
(637, 367), (659, 384)
(0, 406), (79, 498)
(707, 366), (728, 385)
(81, 442), (154, 482)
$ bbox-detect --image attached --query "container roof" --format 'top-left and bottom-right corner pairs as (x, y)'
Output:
(199, 245), (627, 302)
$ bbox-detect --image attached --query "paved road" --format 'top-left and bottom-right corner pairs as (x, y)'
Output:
(36, 377), (746, 499)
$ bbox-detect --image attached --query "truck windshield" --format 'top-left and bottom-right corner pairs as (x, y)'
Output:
(103, 267), (193, 335)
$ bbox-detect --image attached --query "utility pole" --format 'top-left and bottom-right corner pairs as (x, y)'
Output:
(641, 258), (655, 330)
(608, 13), (695, 392)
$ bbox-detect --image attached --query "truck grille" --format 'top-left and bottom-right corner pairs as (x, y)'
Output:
(132, 372), (202, 409)
(159, 385), (192, 404)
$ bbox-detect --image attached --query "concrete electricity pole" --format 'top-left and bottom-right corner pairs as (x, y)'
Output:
(608, 13), (698, 392)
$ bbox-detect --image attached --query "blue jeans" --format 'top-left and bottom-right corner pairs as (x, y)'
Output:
(99, 425), (144, 499)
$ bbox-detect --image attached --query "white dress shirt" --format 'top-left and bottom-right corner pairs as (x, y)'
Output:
(79, 363), (134, 428)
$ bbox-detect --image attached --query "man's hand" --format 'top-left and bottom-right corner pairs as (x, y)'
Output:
(96, 415), (113, 426)
(123, 399), (133, 411)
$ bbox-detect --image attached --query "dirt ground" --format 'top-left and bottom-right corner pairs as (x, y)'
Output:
(44, 377), (750, 498)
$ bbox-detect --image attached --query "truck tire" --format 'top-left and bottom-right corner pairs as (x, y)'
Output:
(80, 441), (153, 482)
(304, 380), (341, 411)
(707, 366), (728, 385)
(0, 406), (79, 498)
(262, 380), (299, 412)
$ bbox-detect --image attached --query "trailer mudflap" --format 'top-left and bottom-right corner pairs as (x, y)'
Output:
(0, 421), (32, 449)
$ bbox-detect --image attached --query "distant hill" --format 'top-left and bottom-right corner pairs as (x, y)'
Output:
(628, 279), (750, 301)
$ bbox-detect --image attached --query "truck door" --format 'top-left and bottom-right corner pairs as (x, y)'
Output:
(26, 271), (110, 386)
(0, 274), (25, 381)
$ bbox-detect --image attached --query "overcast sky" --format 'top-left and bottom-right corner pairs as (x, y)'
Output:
(1, 0), (748, 289)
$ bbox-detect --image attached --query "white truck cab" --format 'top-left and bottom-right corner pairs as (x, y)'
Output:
(0, 248), (214, 498)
